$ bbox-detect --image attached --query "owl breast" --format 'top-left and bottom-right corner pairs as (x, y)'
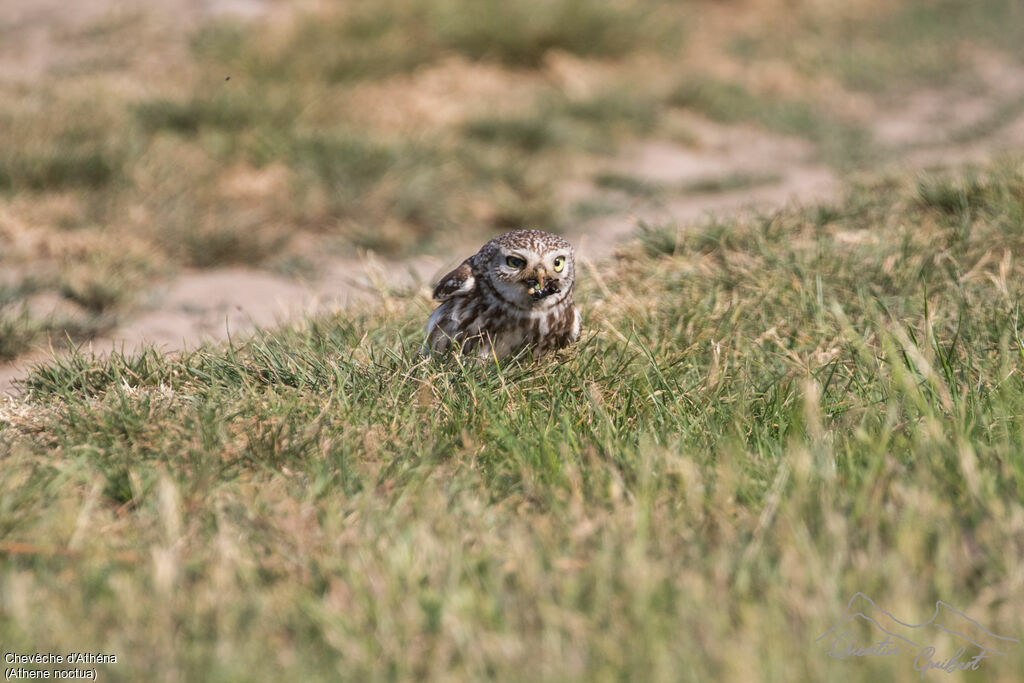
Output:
(426, 294), (580, 360)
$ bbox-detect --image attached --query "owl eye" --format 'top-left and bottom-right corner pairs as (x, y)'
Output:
(506, 256), (526, 269)
(553, 256), (566, 272)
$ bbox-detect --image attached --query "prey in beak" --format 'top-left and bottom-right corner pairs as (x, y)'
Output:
(524, 267), (560, 300)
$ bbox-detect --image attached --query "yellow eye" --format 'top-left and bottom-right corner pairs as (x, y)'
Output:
(506, 256), (526, 269)
(553, 256), (566, 272)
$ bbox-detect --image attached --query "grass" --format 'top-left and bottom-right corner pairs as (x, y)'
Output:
(3, 160), (1024, 681)
(463, 115), (563, 152)
(0, 308), (43, 361)
(463, 88), (660, 156)
(678, 170), (783, 194)
(193, 0), (671, 76)
(430, 0), (663, 68)
(948, 93), (1024, 145)
(731, 0), (1024, 93)
(0, 0), (682, 340)
(552, 89), (659, 134)
(916, 171), (989, 216)
(0, 305), (109, 362)
(4, 0), (1021, 357)
(0, 146), (122, 192)
(595, 169), (786, 200)
(570, 196), (626, 220)
(667, 76), (873, 168)
(589, 169), (784, 205)
(593, 171), (663, 197)
(133, 92), (295, 137)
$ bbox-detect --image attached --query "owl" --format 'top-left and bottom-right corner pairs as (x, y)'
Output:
(425, 229), (581, 360)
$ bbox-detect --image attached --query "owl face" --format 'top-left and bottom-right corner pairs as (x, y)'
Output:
(486, 234), (575, 309)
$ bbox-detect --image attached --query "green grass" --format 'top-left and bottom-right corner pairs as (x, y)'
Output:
(667, 76), (873, 168)
(193, 0), (671, 77)
(0, 273), (113, 358)
(0, 146), (122, 193)
(732, 0), (1024, 93)
(431, 0), (660, 68)
(678, 170), (783, 194)
(916, 171), (989, 216)
(191, 10), (435, 84)
(3, 161), (1024, 681)
(592, 170), (784, 202)
(570, 196), (626, 220)
(133, 91), (297, 137)
(552, 89), (659, 134)
(464, 89), (660, 157)
(0, 305), (109, 362)
(463, 115), (563, 152)
(0, 308), (43, 361)
(593, 171), (663, 197)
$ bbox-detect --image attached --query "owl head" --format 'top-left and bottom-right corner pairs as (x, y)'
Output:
(482, 229), (575, 309)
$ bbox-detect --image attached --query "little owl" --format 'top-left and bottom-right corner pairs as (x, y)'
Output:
(425, 229), (581, 360)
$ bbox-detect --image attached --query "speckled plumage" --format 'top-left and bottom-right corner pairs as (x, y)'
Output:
(425, 229), (581, 360)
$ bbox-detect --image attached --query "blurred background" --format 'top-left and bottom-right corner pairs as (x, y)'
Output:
(1, 0), (1022, 387)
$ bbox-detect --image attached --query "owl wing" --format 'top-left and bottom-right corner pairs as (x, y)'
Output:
(432, 258), (475, 301)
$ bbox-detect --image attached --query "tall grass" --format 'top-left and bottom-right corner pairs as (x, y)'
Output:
(2, 160), (1023, 681)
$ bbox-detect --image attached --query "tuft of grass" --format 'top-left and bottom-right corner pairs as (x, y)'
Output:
(190, 9), (435, 83)
(947, 93), (1024, 145)
(193, 0), (671, 79)
(0, 305), (108, 362)
(731, 0), (1024, 92)
(595, 168), (785, 203)
(667, 76), (873, 167)
(465, 90), (659, 156)
(550, 89), (659, 133)
(593, 171), (663, 197)
(668, 78), (779, 126)
(430, 0), (661, 68)
(678, 170), (783, 194)
(287, 132), (398, 203)
(0, 147), (121, 192)
(635, 219), (683, 256)
(133, 92), (293, 136)
(916, 172), (988, 216)
(56, 244), (161, 313)
(0, 280), (42, 309)
(177, 219), (292, 269)
(463, 116), (562, 152)
(0, 308), (42, 361)
(4, 161), (1024, 681)
(570, 196), (625, 220)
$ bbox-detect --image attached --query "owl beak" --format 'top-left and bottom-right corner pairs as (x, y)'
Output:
(533, 267), (547, 289)
(525, 267), (558, 300)
(524, 267), (547, 296)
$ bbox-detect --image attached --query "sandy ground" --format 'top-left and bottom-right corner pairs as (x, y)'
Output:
(2, 2), (1024, 396)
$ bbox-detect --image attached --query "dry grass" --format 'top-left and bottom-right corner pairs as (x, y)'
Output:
(2, 158), (1024, 681)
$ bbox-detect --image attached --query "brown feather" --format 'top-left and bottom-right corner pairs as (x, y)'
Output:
(432, 259), (474, 301)
(425, 230), (580, 360)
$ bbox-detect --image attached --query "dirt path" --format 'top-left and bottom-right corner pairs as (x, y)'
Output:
(3, 2), (1024, 397)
